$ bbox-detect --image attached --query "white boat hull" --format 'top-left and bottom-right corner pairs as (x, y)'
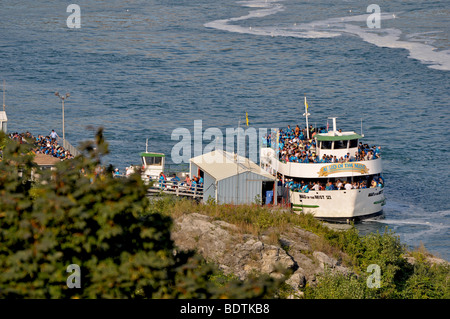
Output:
(290, 187), (385, 222)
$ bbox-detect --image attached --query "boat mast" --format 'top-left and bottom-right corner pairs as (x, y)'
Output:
(303, 95), (310, 139)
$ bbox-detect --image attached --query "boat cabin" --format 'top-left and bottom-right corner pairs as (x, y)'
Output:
(315, 117), (363, 159)
(140, 152), (165, 178)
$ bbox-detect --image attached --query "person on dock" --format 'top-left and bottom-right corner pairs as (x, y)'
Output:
(171, 173), (180, 188)
(49, 130), (59, 143)
(184, 174), (191, 188)
(158, 172), (166, 189)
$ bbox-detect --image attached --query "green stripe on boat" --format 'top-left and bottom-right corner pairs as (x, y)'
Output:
(373, 199), (386, 206)
(292, 204), (320, 208)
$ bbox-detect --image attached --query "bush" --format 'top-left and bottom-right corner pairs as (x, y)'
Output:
(0, 130), (282, 299)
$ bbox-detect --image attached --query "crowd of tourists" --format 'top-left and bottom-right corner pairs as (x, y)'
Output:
(153, 172), (204, 190)
(284, 176), (384, 193)
(263, 125), (381, 163)
(8, 130), (75, 160)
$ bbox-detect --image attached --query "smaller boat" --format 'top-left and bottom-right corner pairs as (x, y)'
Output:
(125, 139), (188, 182)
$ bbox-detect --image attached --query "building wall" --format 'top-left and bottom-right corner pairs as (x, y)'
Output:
(217, 171), (266, 205)
(202, 172), (216, 203)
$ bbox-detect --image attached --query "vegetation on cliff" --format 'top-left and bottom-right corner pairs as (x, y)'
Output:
(0, 130), (448, 299)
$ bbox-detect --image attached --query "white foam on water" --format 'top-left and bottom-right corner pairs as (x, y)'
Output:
(367, 200), (450, 244)
(204, 0), (450, 71)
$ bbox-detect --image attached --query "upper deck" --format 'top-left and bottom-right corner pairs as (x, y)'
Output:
(260, 147), (382, 178)
(261, 117), (382, 178)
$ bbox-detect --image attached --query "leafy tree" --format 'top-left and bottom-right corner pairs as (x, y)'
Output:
(0, 129), (282, 298)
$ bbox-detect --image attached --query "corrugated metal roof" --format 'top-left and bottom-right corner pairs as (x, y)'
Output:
(190, 150), (275, 182)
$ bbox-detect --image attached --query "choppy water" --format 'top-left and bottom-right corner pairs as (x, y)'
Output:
(1, 0), (449, 260)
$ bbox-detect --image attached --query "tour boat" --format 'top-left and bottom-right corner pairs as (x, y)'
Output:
(260, 116), (385, 223)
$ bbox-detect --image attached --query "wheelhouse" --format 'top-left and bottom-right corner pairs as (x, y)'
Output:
(140, 152), (165, 178)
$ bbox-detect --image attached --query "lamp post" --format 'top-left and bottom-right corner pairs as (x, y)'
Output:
(54, 92), (70, 148)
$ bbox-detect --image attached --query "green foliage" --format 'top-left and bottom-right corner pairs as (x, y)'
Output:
(304, 269), (377, 299)
(401, 262), (450, 299)
(253, 194), (262, 205)
(303, 228), (450, 299)
(0, 131), (7, 152)
(0, 129), (282, 299)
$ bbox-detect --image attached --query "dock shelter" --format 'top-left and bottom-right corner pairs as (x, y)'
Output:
(189, 150), (275, 205)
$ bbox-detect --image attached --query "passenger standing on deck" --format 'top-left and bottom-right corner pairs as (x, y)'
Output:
(377, 177), (384, 188)
(370, 179), (377, 188)
(49, 130), (59, 143)
(325, 181), (336, 190)
(312, 181), (320, 191)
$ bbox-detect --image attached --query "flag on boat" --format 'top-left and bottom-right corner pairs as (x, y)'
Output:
(246, 111), (249, 126)
(304, 96), (309, 111)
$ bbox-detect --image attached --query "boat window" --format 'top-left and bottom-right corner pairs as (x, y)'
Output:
(349, 139), (358, 148)
(144, 157), (162, 166)
(334, 140), (348, 149)
(321, 141), (332, 149)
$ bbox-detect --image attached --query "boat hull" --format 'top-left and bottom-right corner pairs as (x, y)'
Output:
(290, 187), (385, 223)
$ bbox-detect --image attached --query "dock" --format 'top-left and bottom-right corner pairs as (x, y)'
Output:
(146, 180), (204, 199)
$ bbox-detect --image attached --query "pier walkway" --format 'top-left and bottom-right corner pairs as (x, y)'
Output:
(145, 180), (204, 199)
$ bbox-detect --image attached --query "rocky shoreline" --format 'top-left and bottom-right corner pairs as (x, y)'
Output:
(172, 213), (352, 296)
(171, 212), (448, 297)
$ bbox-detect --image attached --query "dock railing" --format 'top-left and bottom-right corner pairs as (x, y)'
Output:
(62, 139), (81, 157)
(146, 179), (204, 199)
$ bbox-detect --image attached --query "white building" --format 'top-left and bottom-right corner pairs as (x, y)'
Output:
(0, 111), (7, 133)
(189, 150), (275, 205)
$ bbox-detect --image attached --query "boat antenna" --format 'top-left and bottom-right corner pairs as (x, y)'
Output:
(145, 138), (148, 153)
(303, 94), (310, 139)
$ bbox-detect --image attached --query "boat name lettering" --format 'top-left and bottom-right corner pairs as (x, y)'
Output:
(368, 190), (384, 197)
(299, 194), (332, 200)
(318, 163), (369, 176)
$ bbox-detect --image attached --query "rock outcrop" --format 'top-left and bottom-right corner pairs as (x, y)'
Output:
(171, 212), (352, 295)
